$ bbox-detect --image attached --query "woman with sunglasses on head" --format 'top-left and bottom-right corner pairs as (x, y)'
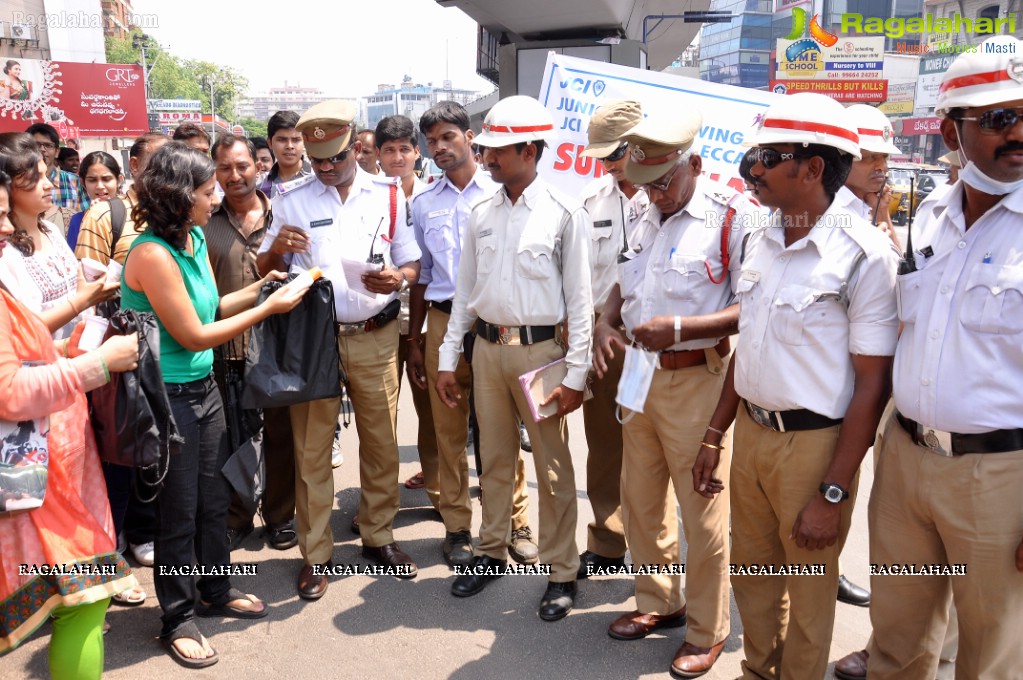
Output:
(0, 160), (142, 676)
(120, 141), (305, 669)
(65, 152), (124, 251)
(0, 133), (117, 341)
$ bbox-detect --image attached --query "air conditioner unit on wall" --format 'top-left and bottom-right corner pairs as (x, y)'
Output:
(11, 23), (35, 41)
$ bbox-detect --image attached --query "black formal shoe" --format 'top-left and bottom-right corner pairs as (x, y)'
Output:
(837, 574), (870, 607)
(577, 550), (627, 579)
(518, 421), (532, 452)
(361, 543), (418, 579)
(539, 580), (577, 621)
(451, 555), (506, 597)
(443, 530), (475, 568)
(226, 522), (254, 551)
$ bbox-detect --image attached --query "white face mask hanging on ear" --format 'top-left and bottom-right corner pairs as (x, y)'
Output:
(954, 123), (1023, 195)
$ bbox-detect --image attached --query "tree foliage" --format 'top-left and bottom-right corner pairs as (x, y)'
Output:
(237, 117), (268, 139)
(105, 32), (249, 120)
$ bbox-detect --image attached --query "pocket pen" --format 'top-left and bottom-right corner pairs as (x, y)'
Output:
(982, 252), (992, 264)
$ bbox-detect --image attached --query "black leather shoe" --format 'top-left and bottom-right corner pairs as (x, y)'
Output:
(443, 530), (475, 568)
(577, 550), (626, 579)
(837, 574), (870, 607)
(451, 555), (506, 597)
(226, 522), (254, 551)
(518, 421), (532, 452)
(539, 580), (577, 621)
(265, 520), (298, 550)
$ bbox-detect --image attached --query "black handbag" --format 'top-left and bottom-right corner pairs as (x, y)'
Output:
(89, 309), (182, 502)
(242, 276), (345, 409)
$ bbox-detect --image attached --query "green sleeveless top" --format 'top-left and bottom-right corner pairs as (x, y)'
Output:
(121, 227), (219, 384)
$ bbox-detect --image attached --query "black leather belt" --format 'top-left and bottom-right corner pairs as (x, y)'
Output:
(430, 299), (453, 314)
(336, 299), (401, 336)
(744, 400), (843, 433)
(476, 319), (561, 346)
(895, 411), (1023, 456)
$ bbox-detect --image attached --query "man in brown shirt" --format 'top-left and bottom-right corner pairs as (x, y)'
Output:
(206, 133), (297, 551)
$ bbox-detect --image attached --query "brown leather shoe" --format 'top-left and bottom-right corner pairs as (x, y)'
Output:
(670, 639), (725, 678)
(362, 543), (418, 579)
(834, 649), (868, 680)
(297, 562), (331, 601)
(608, 607), (687, 640)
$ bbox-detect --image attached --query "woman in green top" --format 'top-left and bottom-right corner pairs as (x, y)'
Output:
(121, 142), (304, 669)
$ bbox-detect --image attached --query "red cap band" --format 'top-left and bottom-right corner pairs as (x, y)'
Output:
(302, 124), (351, 144)
(762, 118), (859, 144)
(939, 68), (1013, 94)
(482, 123), (554, 133)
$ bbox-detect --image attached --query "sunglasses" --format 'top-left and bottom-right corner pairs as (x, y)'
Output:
(603, 142), (628, 162)
(310, 142), (356, 167)
(958, 107), (1023, 134)
(745, 146), (810, 170)
(638, 161), (683, 192)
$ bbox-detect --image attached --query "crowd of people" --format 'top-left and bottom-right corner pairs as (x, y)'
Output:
(1, 34), (1021, 680)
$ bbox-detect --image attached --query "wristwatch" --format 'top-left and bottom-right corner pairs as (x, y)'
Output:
(398, 271), (409, 293)
(819, 482), (849, 504)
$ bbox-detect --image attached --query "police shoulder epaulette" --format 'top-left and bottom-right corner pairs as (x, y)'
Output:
(706, 186), (743, 208)
(276, 173), (316, 196)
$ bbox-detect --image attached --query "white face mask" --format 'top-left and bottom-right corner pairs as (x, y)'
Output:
(954, 123), (1023, 195)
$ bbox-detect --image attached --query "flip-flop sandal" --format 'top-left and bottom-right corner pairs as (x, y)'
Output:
(160, 622), (218, 669)
(111, 587), (146, 607)
(404, 471), (426, 489)
(196, 587), (268, 620)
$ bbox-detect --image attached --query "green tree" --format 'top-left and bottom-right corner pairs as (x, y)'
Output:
(187, 60), (249, 121)
(105, 33), (202, 102)
(237, 117), (268, 139)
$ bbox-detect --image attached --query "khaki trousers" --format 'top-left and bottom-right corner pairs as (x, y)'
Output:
(399, 329), (440, 509)
(472, 337), (579, 581)
(581, 346), (626, 557)
(867, 415), (1023, 680)
(425, 308), (531, 533)
(621, 363), (730, 648)
(731, 404), (856, 680)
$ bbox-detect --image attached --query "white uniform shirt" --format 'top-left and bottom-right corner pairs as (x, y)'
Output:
(835, 185), (875, 222)
(893, 183), (1023, 432)
(733, 199), (899, 419)
(259, 169), (421, 323)
(438, 175), (594, 391)
(619, 178), (759, 351)
(411, 168), (498, 303)
(581, 173), (648, 314)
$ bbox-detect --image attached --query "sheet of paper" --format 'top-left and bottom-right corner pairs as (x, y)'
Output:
(341, 258), (383, 298)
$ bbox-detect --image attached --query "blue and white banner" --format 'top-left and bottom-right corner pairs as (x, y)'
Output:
(536, 52), (782, 197)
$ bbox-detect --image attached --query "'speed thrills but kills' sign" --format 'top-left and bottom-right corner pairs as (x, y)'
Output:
(536, 53), (782, 196)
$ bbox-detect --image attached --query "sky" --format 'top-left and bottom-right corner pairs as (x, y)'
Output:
(130, 0), (495, 99)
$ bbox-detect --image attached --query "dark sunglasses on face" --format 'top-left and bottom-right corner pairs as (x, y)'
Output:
(958, 107), (1023, 134)
(745, 146), (807, 170)
(311, 142), (356, 166)
(603, 142), (629, 162)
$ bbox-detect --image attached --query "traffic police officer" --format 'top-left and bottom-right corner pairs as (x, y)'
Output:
(256, 100), (422, 599)
(697, 92), (898, 680)
(436, 95), (593, 621)
(867, 35), (1023, 680)
(594, 112), (758, 677)
(577, 99), (648, 578)
(838, 104), (901, 248)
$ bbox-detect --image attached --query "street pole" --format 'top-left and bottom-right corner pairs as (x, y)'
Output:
(210, 79), (216, 143)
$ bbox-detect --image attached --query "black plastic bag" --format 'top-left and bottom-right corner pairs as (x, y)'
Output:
(216, 358), (264, 515)
(90, 310), (182, 502)
(242, 276), (344, 409)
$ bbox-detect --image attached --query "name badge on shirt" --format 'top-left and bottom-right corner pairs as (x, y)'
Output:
(309, 218), (333, 228)
(427, 208), (452, 219)
(594, 219), (613, 228)
(741, 270), (761, 283)
(478, 228), (494, 238)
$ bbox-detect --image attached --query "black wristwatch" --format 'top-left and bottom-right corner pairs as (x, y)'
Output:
(819, 482), (849, 504)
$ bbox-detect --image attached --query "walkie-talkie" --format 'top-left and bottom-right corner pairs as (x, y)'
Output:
(897, 174), (917, 275)
(367, 217), (385, 266)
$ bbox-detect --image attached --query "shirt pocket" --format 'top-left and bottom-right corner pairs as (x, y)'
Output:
(617, 256), (644, 296)
(664, 254), (705, 300)
(591, 224), (618, 270)
(516, 233), (555, 281)
(959, 263), (1023, 334)
(735, 276), (759, 335)
(771, 284), (845, 346)
(424, 214), (455, 254)
(895, 270), (924, 325)
(476, 241), (497, 276)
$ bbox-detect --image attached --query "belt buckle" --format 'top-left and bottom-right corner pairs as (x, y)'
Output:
(922, 428), (954, 456)
(748, 403), (774, 431)
(498, 326), (515, 345)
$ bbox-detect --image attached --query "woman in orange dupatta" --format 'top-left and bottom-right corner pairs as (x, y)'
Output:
(0, 167), (140, 677)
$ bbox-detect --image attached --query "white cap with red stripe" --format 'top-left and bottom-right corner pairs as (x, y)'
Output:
(846, 104), (901, 154)
(747, 93), (861, 159)
(474, 95), (555, 148)
(936, 35), (1023, 117)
